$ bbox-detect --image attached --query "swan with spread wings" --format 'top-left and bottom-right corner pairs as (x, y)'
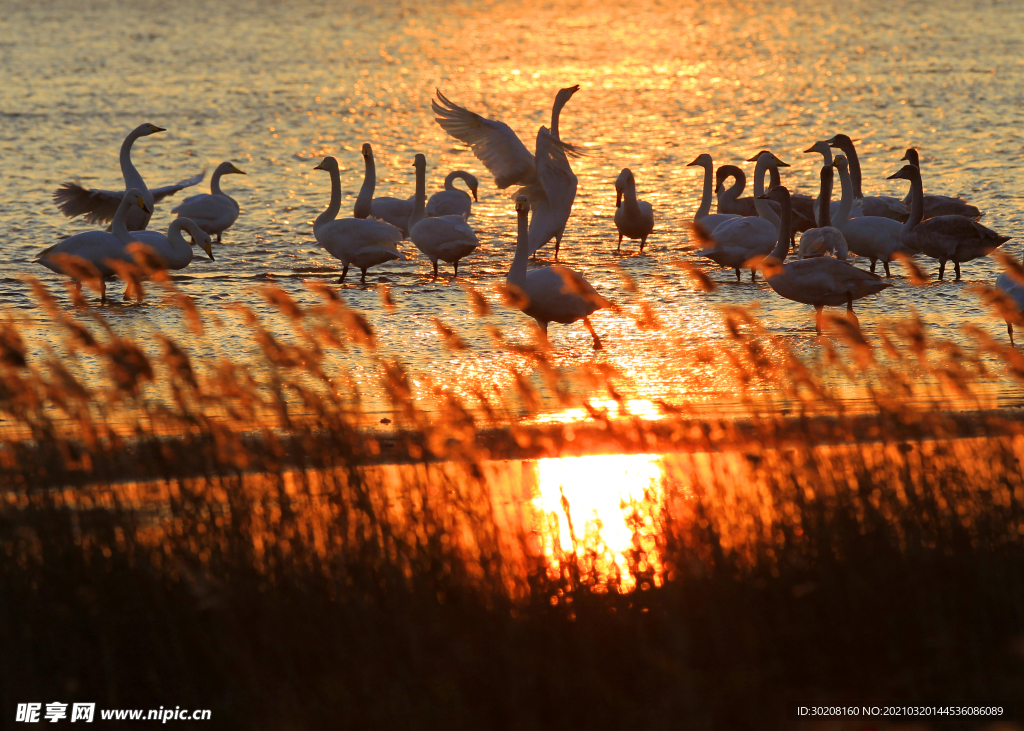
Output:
(432, 86), (583, 259)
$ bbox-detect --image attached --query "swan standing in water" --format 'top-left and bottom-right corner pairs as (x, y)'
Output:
(888, 164), (1010, 281)
(359, 145), (418, 236)
(798, 160), (848, 260)
(995, 271), (1024, 345)
(613, 168), (654, 253)
(313, 157), (405, 284)
(688, 154), (739, 236)
(409, 155), (480, 277)
(826, 134), (908, 221)
(37, 189), (152, 303)
(426, 171), (479, 219)
(170, 162), (246, 243)
(899, 148), (983, 220)
(698, 152), (787, 281)
(507, 196), (610, 349)
(53, 123), (204, 231)
(432, 87), (583, 259)
(833, 155), (916, 277)
(759, 186), (891, 334)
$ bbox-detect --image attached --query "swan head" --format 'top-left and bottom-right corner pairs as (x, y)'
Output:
(886, 165), (921, 182)
(747, 151), (789, 168)
(758, 185), (790, 206)
(182, 220), (215, 261)
(135, 123), (165, 137)
(313, 157), (339, 173)
(464, 172), (479, 201)
(804, 140), (832, 158)
(833, 155), (849, 173)
(554, 85), (580, 107)
(515, 195), (529, 215)
(361, 143), (374, 161)
(216, 161), (246, 176)
(412, 153), (426, 170)
(125, 188), (152, 214)
(614, 168), (633, 207)
(687, 153), (712, 169)
(900, 148), (920, 166)
(825, 134), (856, 150)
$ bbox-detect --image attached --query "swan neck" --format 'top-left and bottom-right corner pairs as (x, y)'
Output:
(622, 177), (640, 212)
(210, 167), (225, 196)
(768, 165), (780, 189)
(752, 158), (781, 229)
(719, 168), (744, 204)
(903, 171), (924, 233)
(840, 140), (864, 198)
(409, 164), (426, 230)
(315, 168), (342, 231)
(508, 210), (530, 286)
(443, 171), (460, 191)
(112, 195), (134, 242)
(120, 130), (146, 192)
(551, 97), (568, 139)
(354, 155), (375, 218)
(696, 162), (714, 219)
(834, 165), (854, 224)
(819, 167), (833, 229)
(770, 197), (792, 262)
(167, 219), (191, 249)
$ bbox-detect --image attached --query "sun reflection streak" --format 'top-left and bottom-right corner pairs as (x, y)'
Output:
(532, 453), (664, 589)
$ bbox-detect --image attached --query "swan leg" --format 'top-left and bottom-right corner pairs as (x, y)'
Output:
(583, 316), (603, 351)
(750, 268), (757, 283)
(216, 233), (222, 245)
(814, 305), (824, 335)
(883, 260), (891, 278)
(453, 260), (459, 277)
(870, 257), (877, 273)
(846, 293), (860, 329)
(339, 264), (349, 283)
(100, 280), (107, 305)
(555, 232), (563, 263)
(432, 260), (439, 279)
(938, 260), (946, 280)
(617, 233), (623, 254)
(1009, 322), (1015, 346)
(954, 261), (962, 281)
(360, 268), (368, 284)
(640, 236), (647, 254)
(735, 268), (741, 282)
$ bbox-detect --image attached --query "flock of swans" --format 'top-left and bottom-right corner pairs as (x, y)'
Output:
(36, 87), (1023, 349)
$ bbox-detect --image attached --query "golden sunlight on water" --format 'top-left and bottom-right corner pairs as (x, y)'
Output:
(532, 453), (665, 589)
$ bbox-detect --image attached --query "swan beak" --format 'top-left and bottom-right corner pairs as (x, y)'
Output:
(803, 145), (818, 153)
(886, 171), (903, 180)
(472, 188), (478, 202)
(686, 157), (701, 166)
(313, 161), (324, 170)
(136, 196), (152, 214)
(745, 151), (767, 162)
(233, 167), (246, 175)
(203, 240), (215, 261)
(149, 125), (166, 134)
(776, 159), (790, 167)
(899, 151), (910, 162)
(757, 193), (770, 200)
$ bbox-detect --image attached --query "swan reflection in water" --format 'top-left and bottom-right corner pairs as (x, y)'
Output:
(531, 453), (665, 589)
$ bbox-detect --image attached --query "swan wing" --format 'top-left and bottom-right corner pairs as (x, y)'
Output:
(150, 171), (206, 202)
(431, 89), (536, 189)
(53, 183), (125, 225)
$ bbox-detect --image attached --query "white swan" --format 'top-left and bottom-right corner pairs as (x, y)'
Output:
(697, 152), (786, 281)
(353, 143), (377, 219)
(826, 134), (908, 221)
(133, 218), (215, 270)
(313, 157), (405, 284)
(900, 148), (983, 220)
(53, 123), (204, 231)
(426, 171), (478, 219)
(613, 168), (654, 253)
(995, 271), (1024, 345)
(409, 155), (480, 276)
(888, 164), (1010, 281)
(798, 161), (848, 260)
(431, 85), (582, 190)
(170, 162), (245, 243)
(804, 140), (861, 223)
(833, 155), (916, 277)
(760, 186), (891, 334)
(687, 154), (739, 236)
(507, 196), (610, 349)
(432, 86), (582, 260)
(37, 189), (152, 303)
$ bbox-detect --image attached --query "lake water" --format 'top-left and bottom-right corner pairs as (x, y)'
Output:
(2, 0), (1023, 419)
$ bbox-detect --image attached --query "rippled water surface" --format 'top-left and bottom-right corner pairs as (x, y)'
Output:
(2, 0), (1023, 415)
